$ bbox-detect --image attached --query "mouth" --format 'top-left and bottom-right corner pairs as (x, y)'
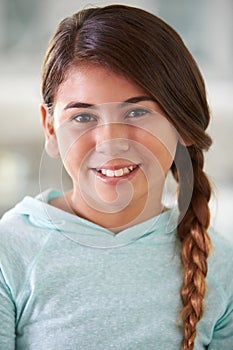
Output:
(93, 163), (140, 184)
(96, 164), (138, 178)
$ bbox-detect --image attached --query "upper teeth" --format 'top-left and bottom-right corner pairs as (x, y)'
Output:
(98, 165), (136, 177)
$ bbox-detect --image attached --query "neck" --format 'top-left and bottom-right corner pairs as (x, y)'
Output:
(65, 187), (165, 233)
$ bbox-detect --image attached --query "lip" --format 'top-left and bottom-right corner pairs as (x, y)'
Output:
(93, 164), (140, 185)
(94, 161), (139, 170)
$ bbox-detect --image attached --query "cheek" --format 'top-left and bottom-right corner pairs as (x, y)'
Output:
(56, 128), (95, 174)
(152, 141), (176, 170)
(132, 127), (178, 171)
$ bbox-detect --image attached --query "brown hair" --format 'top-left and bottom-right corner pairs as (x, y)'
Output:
(41, 5), (212, 349)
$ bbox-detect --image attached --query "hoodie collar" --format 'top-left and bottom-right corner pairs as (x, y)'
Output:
(5, 189), (179, 249)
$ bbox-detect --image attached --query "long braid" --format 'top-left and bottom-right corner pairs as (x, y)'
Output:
(175, 145), (212, 349)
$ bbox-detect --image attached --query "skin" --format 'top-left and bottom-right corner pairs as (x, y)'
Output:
(41, 65), (179, 233)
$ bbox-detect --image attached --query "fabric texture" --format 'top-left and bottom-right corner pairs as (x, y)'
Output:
(0, 189), (233, 350)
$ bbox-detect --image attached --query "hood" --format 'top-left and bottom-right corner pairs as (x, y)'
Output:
(2, 189), (179, 249)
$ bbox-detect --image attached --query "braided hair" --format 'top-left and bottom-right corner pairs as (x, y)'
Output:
(175, 145), (212, 349)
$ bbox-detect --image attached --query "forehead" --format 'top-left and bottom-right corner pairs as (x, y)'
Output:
(54, 65), (148, 105)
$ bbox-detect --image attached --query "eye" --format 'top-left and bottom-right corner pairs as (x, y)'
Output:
(126, 108), (151, 119)
(73, 113), (97, 123)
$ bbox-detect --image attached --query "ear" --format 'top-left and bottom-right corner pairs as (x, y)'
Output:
(40, 104), (60, 158)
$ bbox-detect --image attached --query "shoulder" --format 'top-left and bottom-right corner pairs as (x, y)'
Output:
(0, 189), (62, 248)
(208, 227), (233, 264)
(0, 210), (49, 245)
(0, 206), (51, 272)
(0, 189), (69, 267)
(0, 206), (54, 298)
(207, 227), (233, 297)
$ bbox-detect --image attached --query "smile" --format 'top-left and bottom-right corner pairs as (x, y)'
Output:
(96, 165), (138, 178)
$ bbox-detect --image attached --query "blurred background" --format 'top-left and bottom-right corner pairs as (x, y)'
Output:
(0, 0), (232, 241)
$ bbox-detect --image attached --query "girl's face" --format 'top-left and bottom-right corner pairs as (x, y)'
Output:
(41, 65), (178, 217)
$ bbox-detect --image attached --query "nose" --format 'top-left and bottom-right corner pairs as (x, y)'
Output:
(95, 123), (130, 155)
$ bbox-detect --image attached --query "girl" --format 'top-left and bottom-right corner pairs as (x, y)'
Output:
(0, 5), (233, 350)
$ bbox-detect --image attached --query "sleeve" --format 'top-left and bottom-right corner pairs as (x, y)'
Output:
(205, 229), (233, 349)
(0, 269), (16, 350)
(208, 302), (233, 349)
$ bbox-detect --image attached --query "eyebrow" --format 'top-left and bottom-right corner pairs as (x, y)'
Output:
(63, 96), (155, 110)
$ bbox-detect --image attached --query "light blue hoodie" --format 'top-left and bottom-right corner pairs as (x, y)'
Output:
(0, 189), (233, 350)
